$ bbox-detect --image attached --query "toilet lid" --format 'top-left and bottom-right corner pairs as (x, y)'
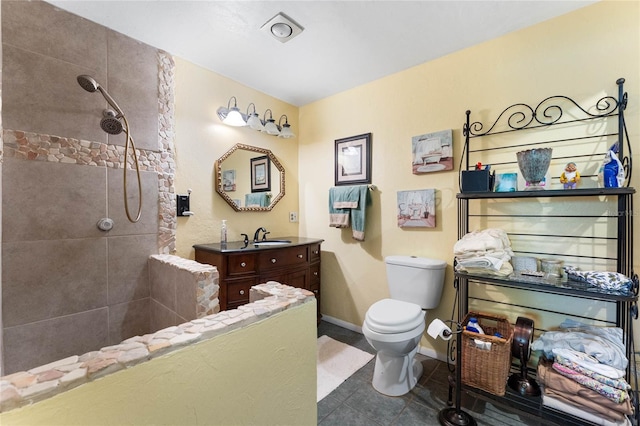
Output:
(365, 299), (424, 333)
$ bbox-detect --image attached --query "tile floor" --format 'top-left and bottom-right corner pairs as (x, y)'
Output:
(317, 320), (554, 426)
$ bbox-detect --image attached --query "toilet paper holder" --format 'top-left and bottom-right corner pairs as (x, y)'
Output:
(427, 317), (477, 426)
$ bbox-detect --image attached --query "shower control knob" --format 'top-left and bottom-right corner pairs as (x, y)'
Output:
(97, 218), (114, 232)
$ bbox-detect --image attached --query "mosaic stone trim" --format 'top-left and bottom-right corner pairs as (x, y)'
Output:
(149, 254), (220, 319)
(0, 283), (314, 413)
(157, 50), (177, 254)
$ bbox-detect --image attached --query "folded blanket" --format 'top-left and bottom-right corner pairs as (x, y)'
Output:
(542, 394), (632, 426)
(553, 348), (626, 379)
(532, 331), (628, 370)
(564, 266), (633, 292)
(538, 359), (633, 421)
(552, 361), (629, 403)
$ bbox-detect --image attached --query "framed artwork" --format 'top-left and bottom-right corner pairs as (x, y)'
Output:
(222, 169), (236, 192)
(411, 129), (453, 174)
(397, 189), (436, 228)
(250, 155), (271, 192)
(335, 133), (372, 186)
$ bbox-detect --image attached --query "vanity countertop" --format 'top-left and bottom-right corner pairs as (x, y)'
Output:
(193, 237), (324, 254)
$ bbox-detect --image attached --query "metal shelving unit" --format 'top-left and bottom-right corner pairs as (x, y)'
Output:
(454, 79), (638, 425)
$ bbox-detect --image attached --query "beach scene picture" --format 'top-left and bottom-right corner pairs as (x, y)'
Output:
(411, 129), (453, 174)
(397, 189), (436, 228)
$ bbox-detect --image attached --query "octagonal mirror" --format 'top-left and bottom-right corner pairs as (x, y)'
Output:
(214, 143), (285, 211)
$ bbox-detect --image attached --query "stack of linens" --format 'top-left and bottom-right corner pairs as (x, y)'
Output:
(454, 228), (514, 276)
(533, 320), (633, 425)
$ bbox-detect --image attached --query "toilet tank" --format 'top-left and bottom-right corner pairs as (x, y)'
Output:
(385, 256), (447, 309)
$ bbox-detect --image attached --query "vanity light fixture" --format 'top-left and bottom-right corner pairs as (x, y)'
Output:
(278, 115), (295, 139)
(246, 103), (265, 131)
(217, 99), (294, 137)
(263, 109), (280, 135)
(218, 96), (246, 127)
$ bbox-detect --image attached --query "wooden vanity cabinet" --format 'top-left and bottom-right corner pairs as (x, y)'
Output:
(194, 239), (322, 321)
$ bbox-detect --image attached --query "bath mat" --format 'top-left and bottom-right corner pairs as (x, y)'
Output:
(317, 335), (374, 402)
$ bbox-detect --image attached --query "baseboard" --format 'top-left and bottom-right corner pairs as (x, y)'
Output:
(321, 315), (363, 333)
(322, 315), (448, 363)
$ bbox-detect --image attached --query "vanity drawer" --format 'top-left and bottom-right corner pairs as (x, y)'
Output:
(310, 263), (321, 284)
(310, 244), (321, 263)
(226, 278), (258, 304)
(227, 253), (257, 275)
(258, 246), (308, 270)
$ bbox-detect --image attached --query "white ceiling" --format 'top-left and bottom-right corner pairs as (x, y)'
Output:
(47, 1), (596, 107)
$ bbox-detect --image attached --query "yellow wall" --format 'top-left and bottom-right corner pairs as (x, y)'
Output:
(0, 302), (317, 426)
(173, 59), (300, 258)
(171, 1), (640, 357)
(298, 0), (640, 354)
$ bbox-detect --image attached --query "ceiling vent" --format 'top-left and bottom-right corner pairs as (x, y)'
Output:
(260, 12), (304, 43)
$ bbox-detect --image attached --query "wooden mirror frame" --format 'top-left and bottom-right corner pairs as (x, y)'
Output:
(214, 143), (285, 211)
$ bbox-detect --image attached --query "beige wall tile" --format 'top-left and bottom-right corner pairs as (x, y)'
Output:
(2, 158), (107, 242)
(1, 1), (107, 72)
(107, 31), (159, 152)
(150, 299), (178, 332)
(107, 168), (159, 236)
(3, 308), (109, 375)
(2, 239), (108, 327)
(107, 235), (155, 305)
(108, 298), (150, 345)
(149, 258), (176, 311)
(175, 269), (196, 321)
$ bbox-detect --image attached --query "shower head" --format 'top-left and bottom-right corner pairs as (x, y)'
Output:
(77, 75), (99, 93)
(100, 109), (124, 135)
(76, 74), (125, 116)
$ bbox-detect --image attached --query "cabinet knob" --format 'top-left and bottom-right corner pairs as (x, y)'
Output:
(313, 289), (318, 294)
(313, 250), (319, 255)
(239, 290), (245, 295)
(297, 254), (303, 259)
(314, 271), (319, 276)
(271, 258), (277, 263)
(240, 262), (246, 267)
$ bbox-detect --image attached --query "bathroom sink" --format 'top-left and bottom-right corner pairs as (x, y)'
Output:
(253, 240), (292, 246)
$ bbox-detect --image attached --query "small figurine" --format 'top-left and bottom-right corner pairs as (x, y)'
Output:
(560, 162), (580, 189)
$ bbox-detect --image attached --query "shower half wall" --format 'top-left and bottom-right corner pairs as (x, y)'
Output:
(1, 1), (178, 375)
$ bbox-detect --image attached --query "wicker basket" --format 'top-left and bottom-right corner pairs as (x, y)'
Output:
(461, 311), (513, 396)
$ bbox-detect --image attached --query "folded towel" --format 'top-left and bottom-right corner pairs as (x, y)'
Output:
(245, 193), (270, 207)
(332, 185), (362, 209)
(350, 185), (369, 241)
(329, 187), (350, 228)
(328, 186), (369, 240)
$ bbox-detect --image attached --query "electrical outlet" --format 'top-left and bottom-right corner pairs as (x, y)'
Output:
(289, 212), (298, 223)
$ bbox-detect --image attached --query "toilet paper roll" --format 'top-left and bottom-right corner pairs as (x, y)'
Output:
(427, 318), (453, 341)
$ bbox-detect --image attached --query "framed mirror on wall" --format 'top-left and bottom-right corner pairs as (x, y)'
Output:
(214, 143), (285, 211)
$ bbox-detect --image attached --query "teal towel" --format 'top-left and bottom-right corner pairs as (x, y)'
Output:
(349, 186), (369, 241)
(245, 193), (270, 207)
(328, 185), (369, 241)
(329, 187), (350, 227)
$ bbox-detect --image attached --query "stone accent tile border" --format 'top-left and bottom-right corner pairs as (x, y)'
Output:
(157, 50), (177, 254)
(0, 283), (314, 413)
(149, 254), (220, 319)
(0, 50), (178, 255)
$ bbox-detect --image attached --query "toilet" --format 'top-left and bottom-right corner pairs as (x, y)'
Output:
(362, 255), (447, 396)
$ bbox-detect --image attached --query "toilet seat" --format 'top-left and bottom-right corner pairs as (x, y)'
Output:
(364, 299), (424, 334)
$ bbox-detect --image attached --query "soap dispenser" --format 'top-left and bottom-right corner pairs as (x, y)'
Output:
(220, 220), (228, 247)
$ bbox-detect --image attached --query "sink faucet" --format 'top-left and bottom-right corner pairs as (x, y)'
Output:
(253, 227), (267, 242)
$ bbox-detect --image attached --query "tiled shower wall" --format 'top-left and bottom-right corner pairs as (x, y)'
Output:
(1, 1), (177, 375)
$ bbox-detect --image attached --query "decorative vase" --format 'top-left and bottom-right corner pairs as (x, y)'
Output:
(516, 148), (552, 190)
